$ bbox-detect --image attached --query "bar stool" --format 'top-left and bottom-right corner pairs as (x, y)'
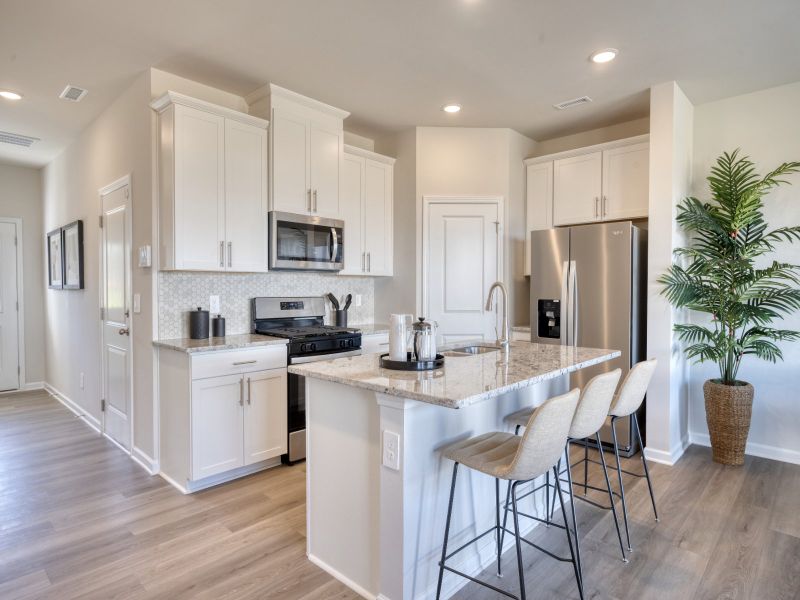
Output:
(436, 388), (581, 600)
(505, 369), (628, 582)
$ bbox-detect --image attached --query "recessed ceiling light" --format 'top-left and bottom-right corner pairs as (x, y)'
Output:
(590, 48), (618, 64)
(442, 104), (461, 113)
(0, 90), (23, 101)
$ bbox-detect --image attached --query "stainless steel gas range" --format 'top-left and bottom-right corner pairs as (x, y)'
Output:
(251, 296), (361, 463)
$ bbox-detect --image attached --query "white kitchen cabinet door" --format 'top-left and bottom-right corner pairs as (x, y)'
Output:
(524, 161), (553, 276)
(360, 333), (389, 355)
(244, 369), (288, 465)
(174, 105), (226, 270)
(363, 159), (393, 276)
(271, 107), (310, 214)
(553, 151), (602, 226)
(309, 121), (342, 218)
(602, 142), (649, 221)
(340, 153), (364, 275)
(191, 374), (244, 480)
(225, 119), (268, 272)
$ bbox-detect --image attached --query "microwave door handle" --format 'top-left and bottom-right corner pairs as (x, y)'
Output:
(560, 260), (569, 346)
(330, 228), (338, 262)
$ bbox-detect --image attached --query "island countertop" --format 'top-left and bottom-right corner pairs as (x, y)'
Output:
(289, 341), (619, 409)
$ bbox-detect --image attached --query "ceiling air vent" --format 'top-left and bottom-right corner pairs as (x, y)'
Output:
(59, 85), (88, 102)
(553, 96), (593, 110)
(0, 131), (40, 147)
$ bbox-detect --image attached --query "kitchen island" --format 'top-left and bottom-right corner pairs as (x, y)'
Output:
(289, 341), (619, 600)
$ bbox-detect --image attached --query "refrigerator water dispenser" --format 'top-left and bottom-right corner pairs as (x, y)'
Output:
(537, 299), (561, 339)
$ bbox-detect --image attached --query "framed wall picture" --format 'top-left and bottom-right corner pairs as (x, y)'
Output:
(62, 220), (84, 290)
(47, 227), (64, 289)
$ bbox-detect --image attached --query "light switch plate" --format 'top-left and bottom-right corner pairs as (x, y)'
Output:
(209, 295), (221, 315)
(138, 245), (152, 268)
(133, 293), (141, 314)
(382, 430), (400, 471)
(355, 294), (362, 307)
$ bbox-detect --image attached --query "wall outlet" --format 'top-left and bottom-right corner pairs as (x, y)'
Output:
(79, 372), (84, 390)
(355, 294), (362, 307)
(209, 295), (221, 314)
(382, 430), (401, 471)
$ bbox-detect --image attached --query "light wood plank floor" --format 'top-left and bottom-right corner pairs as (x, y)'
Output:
(1, 390), (798, 599)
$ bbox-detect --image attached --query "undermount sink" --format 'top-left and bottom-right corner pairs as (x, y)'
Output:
(444, 345), (502, 356)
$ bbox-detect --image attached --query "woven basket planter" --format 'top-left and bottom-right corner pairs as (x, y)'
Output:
(703, 379), (754, 466)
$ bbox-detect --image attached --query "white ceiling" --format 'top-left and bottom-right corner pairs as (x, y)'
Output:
(2, 0), (799, 167)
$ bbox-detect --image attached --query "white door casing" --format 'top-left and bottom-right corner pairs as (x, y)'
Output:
(0, 221), (20, 391)
(100, 178), (133, 451)
(423, 198), (501, 344)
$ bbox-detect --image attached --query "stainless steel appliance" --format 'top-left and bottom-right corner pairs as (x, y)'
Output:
(530, 221), (647, 455)
(251, 296), (361, 463)
(269, 211), (344, 271)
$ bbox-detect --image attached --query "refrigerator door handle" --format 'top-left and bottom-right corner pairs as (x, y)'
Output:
(570, 260), (578, 347)
(560, 260), (569, 345)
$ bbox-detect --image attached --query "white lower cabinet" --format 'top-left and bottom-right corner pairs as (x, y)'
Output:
(159, 344), (288, 493)
(360, 332), (389, 355)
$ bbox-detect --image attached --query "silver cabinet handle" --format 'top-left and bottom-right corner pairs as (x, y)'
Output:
(247, 377), (251, 405)
(367, 252), (371, 272)
(232, 360), (257, 366)
(307, 189), (312, 212)
(220, 241), (224, 267)
(602, 195), (607, 217)
(362, 251), (365, 272)
(239, 378), (244, 407)
(594, 197), (599, 218)
(330, 228), (338, 261)
(228, 242), (232, 267)
(313, 189), (318, 212)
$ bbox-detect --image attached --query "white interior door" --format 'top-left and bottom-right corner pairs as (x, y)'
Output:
(101, 182), (131, 450)
(0, 222), (19, 391)
(425, 201), (500, 344)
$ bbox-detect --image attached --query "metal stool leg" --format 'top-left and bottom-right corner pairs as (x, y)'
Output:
(596, 433), (628, 563)
(563, 442), (583, 588)
(495, 478), (503, 577)
(499, 479), (512, 568)
(554, 466), (585, 600)
(436, 463), (459, 600)
(583, 440), (589, 495)
(545, 471), (551, 527)
(633, 414), (659, 522)
(510, 481), (527, 600)
(610, 418), (633, 552)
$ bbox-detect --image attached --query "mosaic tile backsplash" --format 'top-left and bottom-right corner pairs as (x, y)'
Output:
(158, 271), (375, 339)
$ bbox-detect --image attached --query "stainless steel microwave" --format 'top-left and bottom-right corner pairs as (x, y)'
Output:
(269, 211), (344, 271)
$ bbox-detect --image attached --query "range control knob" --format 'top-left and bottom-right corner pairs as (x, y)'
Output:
(299, 343), (307, 353)
(309, 343), (317, 352)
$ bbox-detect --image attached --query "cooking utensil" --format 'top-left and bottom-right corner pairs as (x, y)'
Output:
(326, 293), (340, 310)
(343, 294), (352, 311)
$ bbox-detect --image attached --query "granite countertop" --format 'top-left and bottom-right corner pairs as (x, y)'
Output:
(288, 341), (620, 409)
(154, 333), (288, 354)
(354, 323), (390, 336)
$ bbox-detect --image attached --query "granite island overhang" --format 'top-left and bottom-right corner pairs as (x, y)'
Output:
(289, 341), (620, 600)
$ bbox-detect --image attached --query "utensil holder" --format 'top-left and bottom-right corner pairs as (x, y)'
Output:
(335, 310), (348, 327)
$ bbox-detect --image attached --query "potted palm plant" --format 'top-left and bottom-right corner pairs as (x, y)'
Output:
(660, 150), (800, 465)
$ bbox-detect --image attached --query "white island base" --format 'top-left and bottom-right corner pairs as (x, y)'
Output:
(294, 342), (619, 600)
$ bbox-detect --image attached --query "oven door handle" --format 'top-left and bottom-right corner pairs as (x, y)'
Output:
(290, 349), (361, 364)
(330, 228), (339, 262)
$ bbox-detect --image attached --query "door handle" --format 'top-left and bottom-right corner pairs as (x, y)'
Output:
(313, 189), (318, 212)
(219, 241), (224, 267)
(330, 228), (338, 262)
(560, 260), (569, 346)
(570, 260), (578, 347)
(307, 189), (312, 212)
(228, 242), (232, 268)
(247, 377), (251, 405)
(118, 328), (129, 336)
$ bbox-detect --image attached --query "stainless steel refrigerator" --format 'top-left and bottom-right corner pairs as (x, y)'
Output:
(530, 221), (647, 455)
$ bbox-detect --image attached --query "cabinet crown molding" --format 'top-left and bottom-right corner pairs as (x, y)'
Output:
(150, 91), (268, 129)
(524, 133), (649, 165)
(262, 84), (350, 120)
(344, 144), (396, 165)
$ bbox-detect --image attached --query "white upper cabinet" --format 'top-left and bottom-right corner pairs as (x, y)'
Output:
(152, 91), (269, 272)
(553, 151), (603, 226)
(524, 161), (553, 276)
(601, 142), (649, 221)
(258, 85), (349, 219)
(339, 146), (394, 276)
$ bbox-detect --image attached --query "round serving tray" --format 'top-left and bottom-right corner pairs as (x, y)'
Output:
(379, 352), (445, 371)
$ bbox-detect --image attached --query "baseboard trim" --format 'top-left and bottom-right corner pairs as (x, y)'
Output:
(307, 554), (376, 600)
(44, 382), (101, 433)
(644, 434), (689, 466)
(159, 457), (282, 495)
(132, 446), (159, 475)
(689, 431), (800, 466)
(21, 381), (44, 391)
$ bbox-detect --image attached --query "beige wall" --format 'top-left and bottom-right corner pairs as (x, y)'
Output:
(690, 80), (800, 463)
(42, 71), (154, 456)
(531, 116), (649, 157)
(0, 163), (45, 385)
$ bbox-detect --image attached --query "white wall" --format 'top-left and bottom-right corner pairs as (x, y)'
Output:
(645, 81), (694, 465)
(0, 163), (45, 385)
(689, 81), (800, 464)
(42, 71), (154, 456)
(531, 117), (649, 157)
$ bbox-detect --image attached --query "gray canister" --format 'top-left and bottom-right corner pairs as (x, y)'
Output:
(189, 307), (210, 339)
(212, 315), (226, 338)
